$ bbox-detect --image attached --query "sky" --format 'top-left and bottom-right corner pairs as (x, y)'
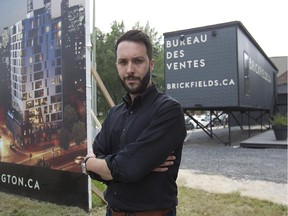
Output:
(0, 0), (286, 58)
(0, 0), (84, 30)
(94, 0), (287, 58)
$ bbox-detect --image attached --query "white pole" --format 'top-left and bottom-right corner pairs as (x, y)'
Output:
(85, 0), (92, 210)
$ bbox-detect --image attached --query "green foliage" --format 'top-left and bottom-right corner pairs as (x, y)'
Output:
(61, 105), (86, 148)
(59, 127), (70, 150)
(91, 180), (107, 207)
(63, 105), (78, 131)
(177, 187), (287, 216)
(0, 187), (286, 216)
(270, 114), (288, 126)
(92, 22), (125, 114)
(72, 121), (86, 145)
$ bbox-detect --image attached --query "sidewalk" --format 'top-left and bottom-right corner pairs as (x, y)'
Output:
(240, 129), (287, 148)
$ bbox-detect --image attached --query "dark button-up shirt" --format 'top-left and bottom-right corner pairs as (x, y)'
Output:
(92, 84), (186, 211)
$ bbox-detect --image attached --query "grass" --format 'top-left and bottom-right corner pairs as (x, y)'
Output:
(177, 187), (287, 216)
(0, 183), (286, 216)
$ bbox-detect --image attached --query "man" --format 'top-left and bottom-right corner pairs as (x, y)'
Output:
(84, 30), (186, 216)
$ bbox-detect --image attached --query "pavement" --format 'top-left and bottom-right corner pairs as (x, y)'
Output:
(177, 126), (288, 206)
(240, 129), (287, 148)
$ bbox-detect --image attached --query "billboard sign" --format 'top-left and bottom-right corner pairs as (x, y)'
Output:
(0, 0), (89, 210)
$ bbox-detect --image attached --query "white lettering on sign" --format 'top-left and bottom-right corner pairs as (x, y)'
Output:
(166, 78), (236, 90)
(166, 59), (205, 70)
(166, 50), (185, 59)
(166, 34), (208, 48)
(165, 34), (208, 71)
(1, 173), (40, 190)
(248, 57), (272, 83)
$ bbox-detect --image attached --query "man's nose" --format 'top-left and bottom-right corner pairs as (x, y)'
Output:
(127, 62), (134, 73)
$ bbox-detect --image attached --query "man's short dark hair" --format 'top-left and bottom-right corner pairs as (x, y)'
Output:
(115, 30), (153, 60)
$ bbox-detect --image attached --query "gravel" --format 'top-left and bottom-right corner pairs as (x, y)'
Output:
(180, 127), (288, 184)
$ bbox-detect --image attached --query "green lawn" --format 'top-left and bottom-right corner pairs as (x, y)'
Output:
(0, 184), (286, 216)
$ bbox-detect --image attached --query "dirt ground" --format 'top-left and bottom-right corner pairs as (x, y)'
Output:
(177, 169), (287, 205)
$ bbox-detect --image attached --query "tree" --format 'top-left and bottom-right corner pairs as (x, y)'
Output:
(92, 22), (126, 115)
(60, 105), (81, 149)
(59, 127), (70, 150)
(72, 121), (86, 145)
(63, 105), (78, 132)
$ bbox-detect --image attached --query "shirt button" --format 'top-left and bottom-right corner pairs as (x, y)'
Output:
(114, 191), (117, 195)
(130, 110), (133, 114)
(123, 129), (126, 132)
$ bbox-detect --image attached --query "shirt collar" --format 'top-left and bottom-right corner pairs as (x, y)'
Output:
(123, 84), (157, 107)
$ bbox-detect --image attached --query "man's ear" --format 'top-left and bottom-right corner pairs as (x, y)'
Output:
(150, 59), (155, 71)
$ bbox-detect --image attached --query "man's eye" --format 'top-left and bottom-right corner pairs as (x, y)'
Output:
(134, 59), (144, 64)
(118, 60), (127, 65)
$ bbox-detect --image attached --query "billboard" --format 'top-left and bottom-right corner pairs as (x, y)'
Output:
(0, 0), (89, 210)
(164, 21), (277, 111)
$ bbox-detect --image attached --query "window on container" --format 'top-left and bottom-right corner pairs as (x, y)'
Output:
(243, 51), (251, 97)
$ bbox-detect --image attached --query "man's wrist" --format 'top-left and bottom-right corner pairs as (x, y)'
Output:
(84, 156), (95, 163)
(82, 156), (95, 175)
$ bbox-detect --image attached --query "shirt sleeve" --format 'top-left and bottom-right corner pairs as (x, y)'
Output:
(105, 100), (186, 183)
(89, 112), (112, 183)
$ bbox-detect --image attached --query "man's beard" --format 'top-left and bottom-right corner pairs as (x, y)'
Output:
(120, 69), (151, 95)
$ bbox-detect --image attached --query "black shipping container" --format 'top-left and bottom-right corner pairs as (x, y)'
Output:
(164, 21), (278, 111)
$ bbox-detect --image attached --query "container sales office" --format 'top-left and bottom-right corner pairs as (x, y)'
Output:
(164, 21), (277, 111)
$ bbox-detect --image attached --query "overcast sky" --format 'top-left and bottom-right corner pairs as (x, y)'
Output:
(94, 0), (287, 57)
(1, 0), (286, 58)
(0, 0), (84, 30)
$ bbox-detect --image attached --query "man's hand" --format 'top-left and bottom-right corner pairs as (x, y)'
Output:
(84, 148), (96, 159)
(153, 155), (176, 172)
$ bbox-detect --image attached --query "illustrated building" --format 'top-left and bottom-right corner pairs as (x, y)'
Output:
(61, 0), (86, 103)
(8, 0), (85, 146)
(0, 27), (11, 111)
